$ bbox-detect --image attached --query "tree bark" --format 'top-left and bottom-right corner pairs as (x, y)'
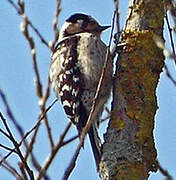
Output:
(99, 0), (165, 179)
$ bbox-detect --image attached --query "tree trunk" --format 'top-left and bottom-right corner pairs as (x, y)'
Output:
(99, 0), (165, 179)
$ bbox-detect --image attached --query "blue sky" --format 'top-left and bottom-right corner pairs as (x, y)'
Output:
(1, 0), (176, 179)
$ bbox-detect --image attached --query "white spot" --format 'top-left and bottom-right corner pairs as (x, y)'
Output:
(74, 116), (79, 123)
(63, 74), (67, 79)
(75, 102), (79, 108)
(64, 58), (69, 64)
(20, 21), (25, 33)
(59, 74), (63, 82)
(49, 40), (54, 49)
(63, 100), (71, 107)
(73, 76), (79, 82)
(31, 49), (36, 56)
(72, 103), (76, 111)
(72, 89), (78, 96)
(59, 47), (67, 54)
(59, 91), (63, 96)
(65, 70), (72, 74)
(52, 52), (59, 60)
(62, 84), (71, 91)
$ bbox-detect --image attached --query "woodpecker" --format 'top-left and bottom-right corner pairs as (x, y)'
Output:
(49, 13), (113, 167)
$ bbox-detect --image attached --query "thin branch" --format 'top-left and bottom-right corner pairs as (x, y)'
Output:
(165, 0), (176, 32)
(50, 0), (61, 51)
(114, 0), (120, 39)
(24, 94), (56, 161)
(0, 151), (14, 166)
(21, 99), (58, 152)
(153, 35), (176, 87)
(61, 135), (78, 147)
(157, 160), (173, 180)
(6, 0), (49, 49)
(2, 163), (22, 180)
(0, 154), (22, 180)
(0, 112), (34, 180)
(165, 11), (176, 65)
(41, 78), (54, 149)
(36, 122), (72, 180)
(0, 144), (16, 153)
(20, 16), (43, 99)
(6, 1), (53, 152)
(164, 64), (176, 86)
(0, 99), (57, 178)
(0, 127), (11, 140)
(29, 22), (50, 49)
(0, 90), (26, 143)
(18, 162), (28, 180)
(0, 89), (41, 174)
(100, 116), (111, 123)
(62, 11), (116, 180)
(17, 0), (54, 156)
(111, 0), (122, 61)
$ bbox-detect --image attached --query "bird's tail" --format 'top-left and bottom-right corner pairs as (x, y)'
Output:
(88, 125), (101, 169)
(77, 103), (101, 169)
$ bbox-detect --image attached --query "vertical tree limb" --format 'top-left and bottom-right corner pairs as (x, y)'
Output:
(99, 0), (165, 179)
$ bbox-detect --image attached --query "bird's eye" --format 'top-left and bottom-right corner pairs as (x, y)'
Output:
(80, 21), (88, 29)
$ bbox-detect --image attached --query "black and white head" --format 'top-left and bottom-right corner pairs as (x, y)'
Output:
(59, 13), (110, 41)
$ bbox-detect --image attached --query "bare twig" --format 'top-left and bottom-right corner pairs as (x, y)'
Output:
(0, 151), (14, 166)
(24, 91), (55, 161)
(2, 163), (22, 180)
(114, 0), (120, 39)
(111, 0), (122, 60)
(157, 160), (173, 180)
(62, 135), (78, 147)
(0, 98), (57, 180)
(165, 64), (176, 86)
(21, 98), (58, 151)
(0, 88), (42, 174)
(36, 122), (72, 180)
(15, 0), (54, 156)
(153, 35), (176, 87)
(6, 0), (53, 152)
(63, 11), (116, 180)
(165, 0), (176, 31)
(0, 112), (34, 180)
(0, 127), (11, 140)
(41, 78), (54, 149)
(50, 0), (62, 51)
(100, 107), (111, 123)
(19, 162), (28, 180)
(0, 89), (57, 178)
(0, 154), (22, 180)
(0, 90), (30, 159)
(100, 115), (111, 123)
(0, 90), (24, 137)
(6, 0), (49, 49)
(20, 12), (43, 99)
(0, 144), (16, 153)
(165, 11), (176, 65)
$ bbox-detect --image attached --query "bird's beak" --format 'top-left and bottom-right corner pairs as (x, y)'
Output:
(98, 25), (111, 32)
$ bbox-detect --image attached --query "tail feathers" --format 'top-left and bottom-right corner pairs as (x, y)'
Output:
(77, 103), (101, 168)
(88, 126), (101, 169)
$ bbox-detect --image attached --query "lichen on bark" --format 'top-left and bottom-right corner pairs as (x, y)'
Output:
(99, 0), (165, 180)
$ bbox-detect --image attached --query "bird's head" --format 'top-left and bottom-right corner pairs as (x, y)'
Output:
(59, 13), (110, 40)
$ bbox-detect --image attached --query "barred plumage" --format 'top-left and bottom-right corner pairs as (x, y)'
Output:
(49, 13), (113, 167)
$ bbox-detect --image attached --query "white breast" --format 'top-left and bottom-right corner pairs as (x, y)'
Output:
(77, 33), (107, 88)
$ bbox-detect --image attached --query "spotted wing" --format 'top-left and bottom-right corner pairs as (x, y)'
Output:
(53, 36), (83, 126)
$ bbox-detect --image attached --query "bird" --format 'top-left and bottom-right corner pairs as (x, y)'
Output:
(49, 13), (113, 168)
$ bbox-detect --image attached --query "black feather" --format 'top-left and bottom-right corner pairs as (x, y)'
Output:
(66, 13), (90, 23)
